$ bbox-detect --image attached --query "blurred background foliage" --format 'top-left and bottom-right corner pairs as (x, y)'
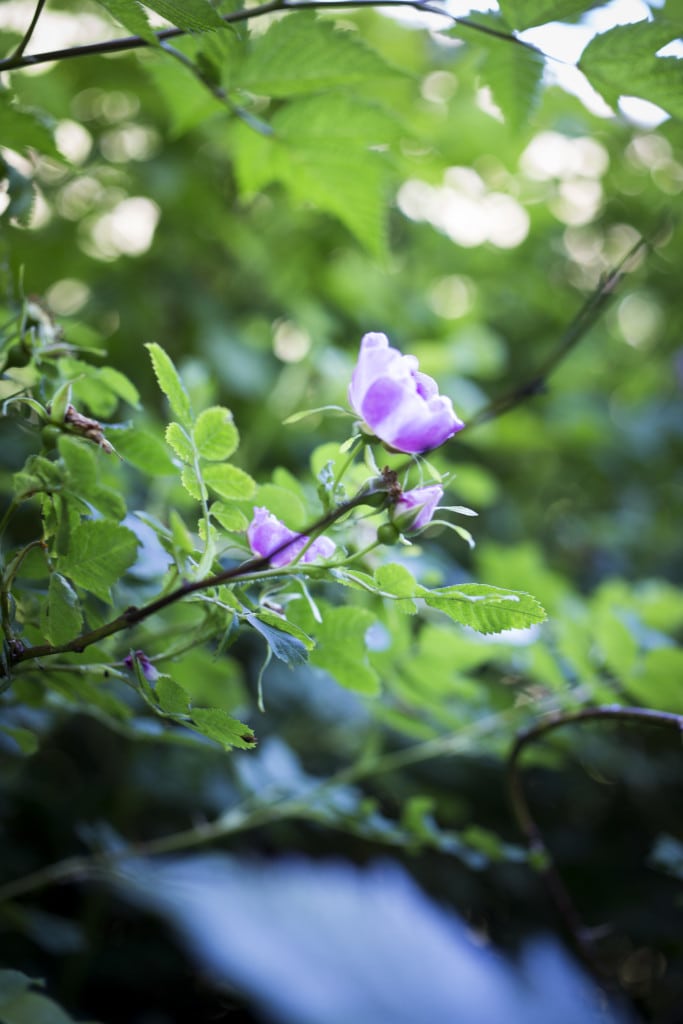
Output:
(0, 0), (682, 1021)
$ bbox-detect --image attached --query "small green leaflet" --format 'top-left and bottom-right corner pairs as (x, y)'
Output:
(113, 426), (175, 476)
(203, 463), (256, 500)
(59, 521), (139, 603)
(248, 612), (312, 666)
(373, 564), (546, 634)
(0, 94), (60, 160)
(194, 406), (239, 461)
(98, 366), (141, 408)
(210, 501), (248, 533)
(156, 677), (191, 715)
(165, 421), (194, 463)
(146, 343), (192, 429)
(578, 20), (683, 120)
(41, 573), (83, 646)
(497, 0), (602, 30)
(309, 606), (380, 695)
(190, 708), (256, 750)
(423, 584), (547, 634)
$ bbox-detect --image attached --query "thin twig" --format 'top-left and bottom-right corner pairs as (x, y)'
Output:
(507, 704), (683, 976)
(7, 0), (47, 61)
(464, 233), (655, 430)
(0, 0), (537, 73)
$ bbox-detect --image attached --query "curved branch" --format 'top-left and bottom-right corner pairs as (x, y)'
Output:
(7, 0), (47, 61)
(464, 232), (657, 431)
(0, 0), (536, 73)
(507, 704), (683, 974)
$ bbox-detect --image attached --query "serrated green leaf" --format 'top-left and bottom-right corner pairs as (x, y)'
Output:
(142, 0), (224, 31)
(98, 366), (141, 408)
(210, 501), (248, 533)
(374, 562), (418, 613)
(156, 677), (190, 714)
(41, 573), (83, 645)
(190, 708), (256, 750)
(578, 20), (683, 119)
(248, 613), (310, 667)
(231, 93), (400, 256)
(0, 94), (60, 160)
(180, 465), (205, 500)
(203, 463), (256, 500)
(424, 584), (547, 634)
(59, 435), (98, 491)
(169, 509), (197, 555)
(59, 521), (139, 603)
(375, 563), (419, 598)
(112, 426), (175, 476)
(165, 421), (194, 463)
(239, 13), (404, 97)
(475, 28), (544, 130)
(194, 406), (239, 461)
(146, 343), (192, 428)
(92, 0), (157, 42)
(310, 606), (380, 695)
(496, 0), (601, 30)
(2, 162), (35, 224)
(0, 726), (38, 756)
(624, 648), (683, 712)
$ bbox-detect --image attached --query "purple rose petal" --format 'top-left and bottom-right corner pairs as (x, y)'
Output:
(248, 507), (335, 569)
(348, 334), (464, 454)
(394, 484), (443, 532)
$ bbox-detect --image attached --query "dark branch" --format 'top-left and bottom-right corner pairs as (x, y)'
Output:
(0, 0), (536, 73)
(7, 0), (47, 61)
(507, 704), (683, 976)
(464, 232), (654, 431)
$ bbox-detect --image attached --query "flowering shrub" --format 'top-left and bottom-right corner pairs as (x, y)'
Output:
(348, 333), (464, 454)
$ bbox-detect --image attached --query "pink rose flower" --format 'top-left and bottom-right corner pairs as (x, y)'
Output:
(247, 507), (335, 569)
(348, 333), (464, 454)
(393, 484), (443, 532)
(124, 650), (159, 682)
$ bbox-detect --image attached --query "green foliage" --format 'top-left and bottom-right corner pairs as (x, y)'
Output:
(497, 0), (601, 30)
(59, 520), (139, 603)
(0, 1), (682, 1021)
(579, 19), (683, 119)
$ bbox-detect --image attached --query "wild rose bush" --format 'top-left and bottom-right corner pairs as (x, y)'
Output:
(0, 310), (546, 752)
